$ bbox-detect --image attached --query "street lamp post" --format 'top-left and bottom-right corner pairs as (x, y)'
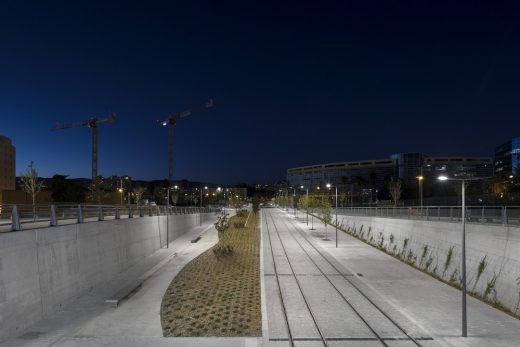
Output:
(166, 187), (170, 249)
(301, 185), (309, 226)
(293, 187), (297, 218)
(438, 175), (491, 338)
(417, 175), (424, 209)
(327, 183), (339, 248)
(118, 177), (127, 205)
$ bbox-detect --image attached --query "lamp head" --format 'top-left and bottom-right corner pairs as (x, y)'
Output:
(438, 175), (449, 181)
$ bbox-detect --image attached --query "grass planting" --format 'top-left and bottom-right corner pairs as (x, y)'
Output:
(160, 211), (261, 337)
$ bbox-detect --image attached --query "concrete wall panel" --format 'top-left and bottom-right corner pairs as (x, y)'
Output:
(0, 212), (217, 342)
(337, 214), (520, 313)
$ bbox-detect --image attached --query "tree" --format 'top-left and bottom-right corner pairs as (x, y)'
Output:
(20, 162), (45, 219)
(170, 192), (179, 206)
(292, 195), (299, 210)
(88, 176), (108, 204)
(50, 174), (85, 203)
(213, 212), (233, 256)
(320, 196), (332, 240)
(300, 195), (309, 211)
(252, 195), (261, 213)
(321, 197), (332, 227)
(339, 192), (348, 207)
(133, 186), (147, 205)
(388, 178), (403, 206)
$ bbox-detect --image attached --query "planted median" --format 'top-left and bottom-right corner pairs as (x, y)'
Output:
(160, 210), (261, 337)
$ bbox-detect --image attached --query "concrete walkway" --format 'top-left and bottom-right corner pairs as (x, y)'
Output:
(1, 215), (259, 347)
(274, 209), (520, 347)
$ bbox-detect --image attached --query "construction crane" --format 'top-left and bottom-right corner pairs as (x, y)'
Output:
(52, 113), (116, 180)
(158, 98), (214, 183)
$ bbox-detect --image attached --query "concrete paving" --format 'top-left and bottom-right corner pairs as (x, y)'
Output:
(271, 208), (520, 347)
(262, 209), (436, 347)
(5, 207), (518, 347)
(1, 211), (260, 347)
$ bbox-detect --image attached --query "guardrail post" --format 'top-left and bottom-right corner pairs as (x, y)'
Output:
(426, 207), (429, 221)
(128, 205), (133, 218)
(98, 206), (104, 221)
(139, 207), (144, 217)
(115, 207), (120, 220)
(450, 207), (453, 222)
(50, 204), (57, 226)
(502, 206), (507, 226)
(438, 207), (441, 221)
(148, 206), (152, 217)
(11, 205), (21, 231)
(481, 207), (485, 223)
(77, 205), (83, 223)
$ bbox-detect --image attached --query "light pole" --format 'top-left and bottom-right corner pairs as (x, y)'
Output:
(327, 183), (338, 248)
(118, 176), (128, 205)
(301, 185), (309, 226)
(289, 187), (297, 218)
(438, 174), (491, 338)
(309, 186), (320, 231)
(416, 175), (424, 209)
(216, 187), (222, 205)
(118, 187), (123, 205)
(166, 187), (170, 249)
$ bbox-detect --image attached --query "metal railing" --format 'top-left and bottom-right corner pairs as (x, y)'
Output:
(0, 204), (222, 232)
(333, 206), (520, 227)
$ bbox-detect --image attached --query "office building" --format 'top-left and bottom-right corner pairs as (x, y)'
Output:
(494, 137), (520, 177)
(0, 136), (16, 191)
(287, 153), (493, 193)
(286, 159), (398, 193)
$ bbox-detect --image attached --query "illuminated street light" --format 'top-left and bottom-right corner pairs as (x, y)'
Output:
(438, 174), (491, 338)
(300, 185), (309, 226)
(416, 175), (424, 208)
(326, 183), (338, 248)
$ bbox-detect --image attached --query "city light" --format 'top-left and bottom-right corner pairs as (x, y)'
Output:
(438, 175), (449, 181)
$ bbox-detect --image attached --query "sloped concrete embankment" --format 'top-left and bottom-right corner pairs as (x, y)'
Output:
(0, 212), (217, 342)
(336, 214), (520, 314)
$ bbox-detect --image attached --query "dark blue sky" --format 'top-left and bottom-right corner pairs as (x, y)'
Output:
(1, 1), (519, 184)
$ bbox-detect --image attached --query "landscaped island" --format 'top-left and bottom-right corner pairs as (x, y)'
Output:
(160, 210), (261, 337)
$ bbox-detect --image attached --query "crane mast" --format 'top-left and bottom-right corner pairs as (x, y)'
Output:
(158, 99), (214, 183)
(53, 113), (116, 180)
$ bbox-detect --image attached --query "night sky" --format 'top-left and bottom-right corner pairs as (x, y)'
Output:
(1, 1), (519, 184)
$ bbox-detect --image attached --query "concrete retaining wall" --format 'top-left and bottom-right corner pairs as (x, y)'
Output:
(0, 212), (217, 341)
(336, 213), (520, 313)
